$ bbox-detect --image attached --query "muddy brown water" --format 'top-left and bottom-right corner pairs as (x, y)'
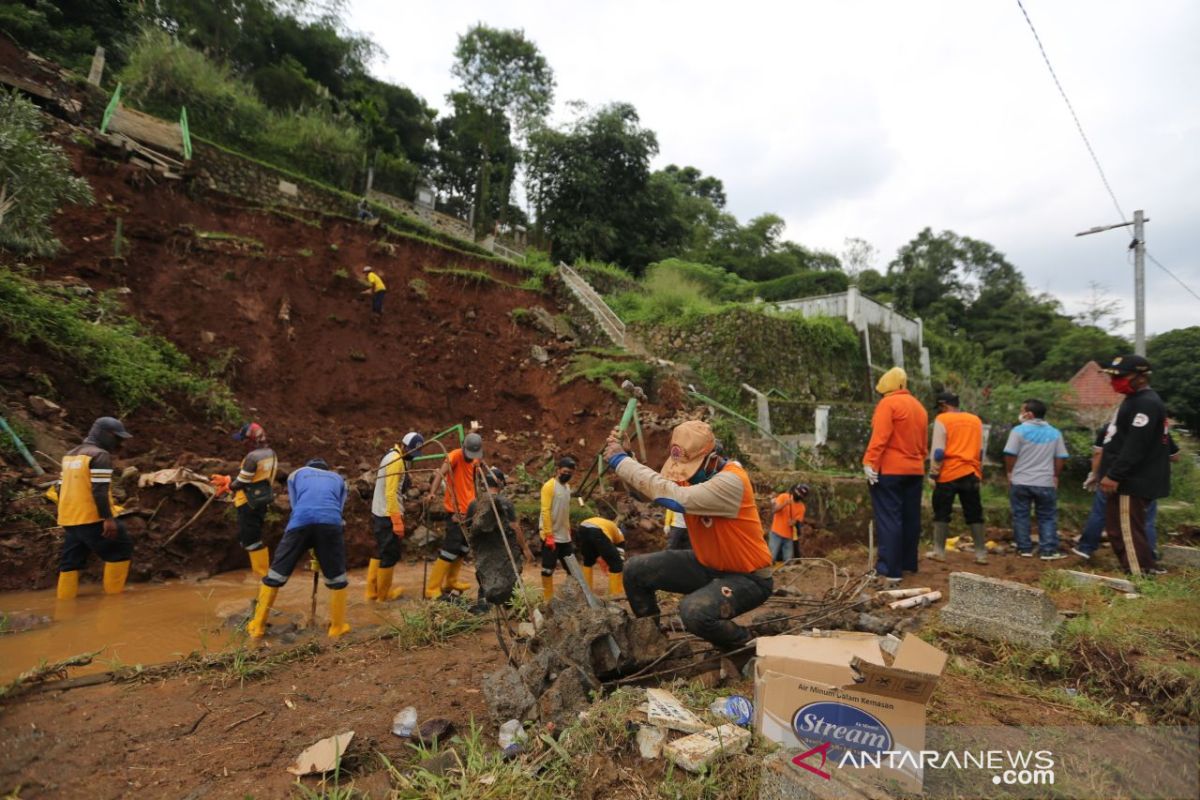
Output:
(0, 561), (497, 682)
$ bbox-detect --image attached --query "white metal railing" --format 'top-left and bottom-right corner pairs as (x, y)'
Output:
(557, 262), (626, 348)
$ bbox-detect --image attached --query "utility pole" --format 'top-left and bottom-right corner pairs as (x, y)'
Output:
(1075, 209), (1148, 355)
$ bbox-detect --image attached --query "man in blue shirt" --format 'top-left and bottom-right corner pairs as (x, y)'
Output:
(247, 458), (352, 639)
(1003, 399), (1069, 559)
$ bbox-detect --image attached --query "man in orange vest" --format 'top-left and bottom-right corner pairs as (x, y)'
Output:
(928, 392), (988, 564)
(863, 367), (928, 583)
(425, 431), (482, 598)
(604, 420), (773, 652)
(768, 483), (809, 564)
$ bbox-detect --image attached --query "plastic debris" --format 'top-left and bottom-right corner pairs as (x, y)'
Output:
(707, 695), (754, 725)
(498, 719), (527, 749)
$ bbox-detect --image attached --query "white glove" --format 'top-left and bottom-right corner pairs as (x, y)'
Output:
(1082, 472), (1098, 492)
(863, 465), (879, 485)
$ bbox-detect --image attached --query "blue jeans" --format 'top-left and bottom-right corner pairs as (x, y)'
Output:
(1010, 484), (1059, 554)
(1076, 489), (1107, 556)
(870, 474), (923, 578)
(768, 532), (796, 562)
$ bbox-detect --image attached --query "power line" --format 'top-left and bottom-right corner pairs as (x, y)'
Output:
(1015, 0), (1200, 307)
(1015, 0), (1126, 223)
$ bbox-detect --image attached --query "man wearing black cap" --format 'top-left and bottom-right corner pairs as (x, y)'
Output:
(538, 456), (576, 600)
(928, 392), (988, 564)
(55, 416), (134, 599)
(1097, 354), (1170, 575)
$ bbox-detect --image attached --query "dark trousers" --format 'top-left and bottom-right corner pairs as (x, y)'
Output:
(540, 540), (575, 575)
(931, 475), (983, 524)
(623, 550), (772, 650)
(438, 518), (471, 561)
(1105, 494), (1157, 575)
(237, 504), (268, 550)
(578, 525), (623, 573)
(264, 523), (348, 589)
(870, 474), (922, 578)
(371, 290), (385, 314)
(666, 526), (691, 550)
(371, 514), (403, 568)
(60, 521), (133, 571)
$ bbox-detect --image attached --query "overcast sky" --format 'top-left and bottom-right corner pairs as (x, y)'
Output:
(348, 0), (1199, 336)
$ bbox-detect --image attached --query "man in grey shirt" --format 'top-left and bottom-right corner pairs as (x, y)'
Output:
(1003, 398), (1069, 559)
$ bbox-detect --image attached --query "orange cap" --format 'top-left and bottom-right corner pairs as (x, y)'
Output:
(660, 420), (716, 482)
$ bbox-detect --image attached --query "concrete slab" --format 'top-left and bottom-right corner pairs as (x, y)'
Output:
(1160, 545), (1200, 570)
(938, 571), (1062, 648)
(1059, 569), (1136, 594)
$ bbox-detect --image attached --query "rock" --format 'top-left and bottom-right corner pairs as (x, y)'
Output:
(471, 527), (524, 605)
(938, 572), (1063, 648)
(201, 331), (216, 343)
(636, 725), (666, 759)
(530, 345), (550, 365)
(408, 526), (438, 547)
(537, 671), (590, 730)
(854, 612), (892, 635)
(482, 666), (537, 722)
(1160, 545), (1200, 570)
(28, 395), (65, 419)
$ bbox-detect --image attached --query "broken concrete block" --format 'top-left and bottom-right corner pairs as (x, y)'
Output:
(758, 749), (892, 800)
(636, 725), (666, 759)
(645, 688), (707, 733)
(1058, 569), (1136, 593)
(664, 723), (751, 773)
(1160, 545), (1200, 570)
(939, 572), (1063, 648)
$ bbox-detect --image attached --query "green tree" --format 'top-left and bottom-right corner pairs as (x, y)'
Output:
(1035, 325), (1131, 381)
(0, 90), (93, 256)
(1148, 326), (1200, 430)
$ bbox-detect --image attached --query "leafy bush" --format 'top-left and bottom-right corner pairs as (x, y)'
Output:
(0, 268), (239, 420)
(119, 29), (364, 188)
(608, 263), (727, 324)
(753, 269), (850, 302)
(0, 90), (93, 256)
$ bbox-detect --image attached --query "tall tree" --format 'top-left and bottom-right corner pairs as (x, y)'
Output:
(1148, 326), (1200, 430)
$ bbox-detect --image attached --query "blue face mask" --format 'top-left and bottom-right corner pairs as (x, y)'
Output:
(688, 454), (720, 484)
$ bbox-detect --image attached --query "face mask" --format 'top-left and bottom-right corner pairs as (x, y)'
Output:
(558, 472), (573, 483)
(1016, 414), (1027, 424)
(1111, 375), (1135, 395)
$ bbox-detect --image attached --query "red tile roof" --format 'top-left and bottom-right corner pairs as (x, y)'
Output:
(1067, 360), (1122, 413)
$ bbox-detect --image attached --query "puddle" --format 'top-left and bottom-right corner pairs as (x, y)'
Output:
(0, 563), (451, 682)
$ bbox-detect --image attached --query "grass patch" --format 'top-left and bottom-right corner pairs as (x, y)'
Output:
(560, 350), (655, 396)
(509, 307), (534, 326)
(423, 266), (513, 287)
(193, 230), (264, 249)
(297, 247), (313, 258)
(0, 268), (240, 420)
(332, 267), (350, 280)
(376, 602), (487, 649)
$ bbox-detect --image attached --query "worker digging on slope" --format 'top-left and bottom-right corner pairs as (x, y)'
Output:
(361, 266), (386, 321)
(210, 422), (277, 578)
(576, 515), (626, 596)
(366, 431), (425, 602)
(54, 417), (134, 599)
(538, 456), (576, 600)
(605, 420), (773, 652)
(247, 458), (351, 639)
(466, 467), (533, 613)
(1097, 354), (1171, 576)
(863, 367), (929, 584)
(928, 391), (988, 565)
(768, 483), (809, 565)
(425, 430), (483, 598)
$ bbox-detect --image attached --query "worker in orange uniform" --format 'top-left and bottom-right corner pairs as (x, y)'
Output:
(210, 422), (277, 578)
(576, 515), (626, 596)
(862, 367), (928, 583)
(55, 417), (134, 599)
(605, 420), (773, 652)
(928, 392), (988, 564)
(768, 483), (809, 564)
(425, 431), (482, 598)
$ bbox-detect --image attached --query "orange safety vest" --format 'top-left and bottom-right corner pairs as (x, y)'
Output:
(937, 411), (983, 483)
(442, 448), (478, 514)
(684, 462), (772, 573)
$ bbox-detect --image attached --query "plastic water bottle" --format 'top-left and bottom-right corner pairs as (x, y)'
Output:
(708, 695), (754, 725)
(498, 719), (526, 749)
(392, 706), (417, 737)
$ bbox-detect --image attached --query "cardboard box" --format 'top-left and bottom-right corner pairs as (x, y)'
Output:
(753, 631), (947, 792)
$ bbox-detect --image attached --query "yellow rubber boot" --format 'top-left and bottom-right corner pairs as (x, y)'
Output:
(327, 587), (350, 638)
(541, 574), (554, 601)
(248, 547), (271, 578)
(365, 558), (380, 601)
(376, 565), (405, 600)
(246, 584), (278, 638)
(103, 560), (130, 594)
(425, 559), (451, 599)
(56, 570), (80, 600)
(582, 566), (593, 590)
(608, 572), (624, 597)
(445, 559), (471, 592)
